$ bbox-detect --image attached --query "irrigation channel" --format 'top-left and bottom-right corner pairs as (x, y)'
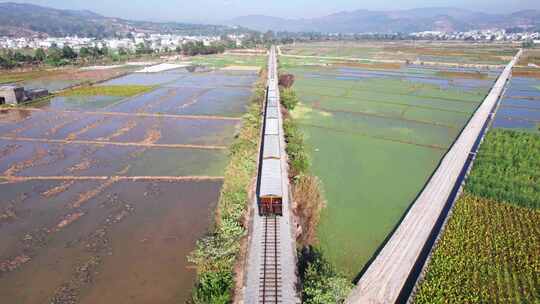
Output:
(346, 50), (523, 304)
(242, 46), (300, 304)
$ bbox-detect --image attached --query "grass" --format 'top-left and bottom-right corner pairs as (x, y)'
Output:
(414, 193), (540, 303)
(188, 70), (265, 304)
(58, 85), (156, 97)
(466, 129), (540, 209)
(190, 54), (266, 68)
(0, 69), (57, 84)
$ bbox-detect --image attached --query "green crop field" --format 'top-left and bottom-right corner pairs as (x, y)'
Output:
(466, 130), (540, 208)
(287, 61), (495, 277)
(59, 85), (156, 97)
(415, 128), (540, 303)
(190, 54), (266, 68)
(415, 193), (539, 304)
(281, 41), (518, 65)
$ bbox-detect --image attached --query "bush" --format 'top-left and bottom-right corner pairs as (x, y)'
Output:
(283, 118), (310, 177)
(298, 246), (353, 304)
(293, 175), (325, 245)
(280, 87), (300, 111)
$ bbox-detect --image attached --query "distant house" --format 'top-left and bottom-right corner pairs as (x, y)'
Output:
(0, 85), (49, 105)
(0, 85), (25, 105)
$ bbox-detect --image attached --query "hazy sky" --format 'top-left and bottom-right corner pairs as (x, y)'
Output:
(5, 0), (540, 23)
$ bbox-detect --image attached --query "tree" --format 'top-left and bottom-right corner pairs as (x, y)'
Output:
(34, 48), (46, 62)
(62, 45), (77, 59)
(79, 47), (91, 58)
(117, 47), (128, 56)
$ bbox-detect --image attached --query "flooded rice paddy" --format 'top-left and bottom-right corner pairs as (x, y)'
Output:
(0, 67), (258, 303)
(289, 64), (498, 277)
(493, 76), (540, 132)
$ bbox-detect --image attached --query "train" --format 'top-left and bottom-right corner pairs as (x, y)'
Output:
(258, 47), (284, 216)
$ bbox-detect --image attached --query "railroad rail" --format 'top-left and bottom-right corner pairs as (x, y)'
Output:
(242, 46), (299, 304)
(260, 216), (282, 303)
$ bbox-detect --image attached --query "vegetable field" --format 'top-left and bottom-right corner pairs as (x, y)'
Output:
(415, 126), (540, 303)
(414, 193), (540, 303)
(466, 129), (540, 208)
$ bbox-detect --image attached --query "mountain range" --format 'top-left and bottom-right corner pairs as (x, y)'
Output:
(0, 2), (241, 38)
(228, 8), (540, 33)
(0, 2), (539, 38)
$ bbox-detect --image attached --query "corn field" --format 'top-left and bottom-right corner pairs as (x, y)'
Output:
(415, 193), (540, 303)
(415, 128), (540, 303)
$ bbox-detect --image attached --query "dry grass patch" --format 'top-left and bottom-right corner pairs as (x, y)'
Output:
(436, 71), (489, 79)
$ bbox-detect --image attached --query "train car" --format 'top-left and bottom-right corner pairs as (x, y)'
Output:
(266, 106), (279, 119)
(267, 96), (279, 107)
(259, 158), (283, 216)
(263, 134), (280, 159)
(264, 118), (279, 135)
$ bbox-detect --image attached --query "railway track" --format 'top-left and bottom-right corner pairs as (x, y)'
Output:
(259, 216), (282, 304)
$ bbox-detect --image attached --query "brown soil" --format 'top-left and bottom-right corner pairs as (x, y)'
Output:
(140, 128), (162, 145)
(436, 71), (488, 79)
(0, 144), (21, 159)
(55, 212), (85, 230)
(4, 147), (48, 176)
(65, 117), (111, 141)
(0, 255), (31, 273)
(42, 181), (76, 198)
(98, 121), (137, 141)
(335, 61), (402, 70)
(513, 68), (540, 79)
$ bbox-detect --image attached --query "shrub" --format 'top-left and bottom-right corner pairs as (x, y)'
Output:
(283, 118), (310, 177)
(298, 246), (353, 304)
(280, 87), (300, 111)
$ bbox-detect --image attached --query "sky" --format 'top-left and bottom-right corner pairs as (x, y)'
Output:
(4, 0), (540, 23)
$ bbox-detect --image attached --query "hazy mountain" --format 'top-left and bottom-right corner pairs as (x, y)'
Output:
(0, 2), (241, 38)
(228, 8), (540, 33)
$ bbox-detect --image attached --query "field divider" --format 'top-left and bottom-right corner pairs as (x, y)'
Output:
(298, 122), (448, 151)
(1, 107), (241, 121)
(281, 53), (506, 69)
(0, 175), (224, 182)
(309, 104), (460, 129)
(0, 136), (227, 150)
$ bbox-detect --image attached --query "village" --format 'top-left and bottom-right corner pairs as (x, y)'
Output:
(0, 33), (245, 52)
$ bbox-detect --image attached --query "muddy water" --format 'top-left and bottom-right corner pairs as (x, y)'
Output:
(0, 180), (221, 304)
(0, 66), (258, 303)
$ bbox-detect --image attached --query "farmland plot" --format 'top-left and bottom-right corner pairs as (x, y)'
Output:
(493, 75), (540, 132)
(288, 64), (497, 277)
(415, 128), (540, 303)
(0, 66), (258, 303)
